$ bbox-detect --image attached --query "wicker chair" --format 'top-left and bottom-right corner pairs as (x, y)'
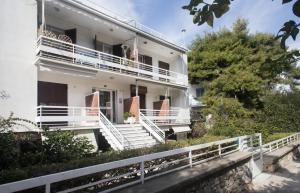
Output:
(58, 34), (72, 43)
(41, 30), (57, 39)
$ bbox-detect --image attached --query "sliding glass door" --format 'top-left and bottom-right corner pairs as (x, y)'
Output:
(99, 90), (116, 123)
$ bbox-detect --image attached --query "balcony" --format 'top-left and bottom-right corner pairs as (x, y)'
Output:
(36, 106), (100, 129)
(36, 106), (190, 129)
(36, 36), (188, 87)
(139, 108), (190, 125)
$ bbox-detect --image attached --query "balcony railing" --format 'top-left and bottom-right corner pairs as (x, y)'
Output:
(36, 36), (188, 87)
(36, 106), (100, 128)
(140, 107), (190, 125)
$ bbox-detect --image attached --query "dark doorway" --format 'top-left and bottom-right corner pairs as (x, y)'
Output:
(65, 28), (77, 44)
(158, 61), (170, 81)
(112, 44), (123, 57)
(130, 85), (147, 109)
(139, 54), (153, 78)
(38, 81), (68, 106)
(38, 81), (68, 127)
(160, 95), (171, 106)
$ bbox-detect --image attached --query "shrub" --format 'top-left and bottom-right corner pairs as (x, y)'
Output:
(42, 129), (94, 163)
(0, 132), (18, 170)
(0, 135), (225, 184)
(191, 122), (207, 137)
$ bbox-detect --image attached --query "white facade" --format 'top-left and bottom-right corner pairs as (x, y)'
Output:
(0, 0), (190, 150)
(0, 0), (37, 121)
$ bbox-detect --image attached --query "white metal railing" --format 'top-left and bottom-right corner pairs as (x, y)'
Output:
(36, 105), (125, 150)
(262, 133), (300, 154)
(140, 107), (190, 125)
(0, 134), (262, 193)
(36, 36), (188, 86)
(139, 112), (165, 143)
(98, 110), (125, 150)
(36, 105), (100, 128)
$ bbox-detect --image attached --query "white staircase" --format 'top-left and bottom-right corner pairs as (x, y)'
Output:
(100, 124), (159, 149)
(98, 111), (124, 150)
(98, 111), (165, 150)
(139, 112), (165, 143)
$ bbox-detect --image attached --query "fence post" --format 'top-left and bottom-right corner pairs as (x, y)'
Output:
(189, 150), (193, 168)
(141, 161), (145, 184)
(40, 106), (42, 128)
(45, 183), (50, 193)
(218, 144), (222, 157)
(238, 137), (243, 151)
(259, 133), (263, 161)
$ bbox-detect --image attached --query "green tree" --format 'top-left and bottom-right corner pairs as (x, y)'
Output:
(189, 19), (298, 135)
(182, 0), (300, 50)
(190, 19), (295, 109)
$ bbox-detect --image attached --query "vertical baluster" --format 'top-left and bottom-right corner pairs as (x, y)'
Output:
(189, 150), (193, 168)
(45, 183), (50, 193)
(40, 106), (42, 128)
(72, 44), (75, 63)
(259, 133), (263, 162)
(141, 161), (145, 184)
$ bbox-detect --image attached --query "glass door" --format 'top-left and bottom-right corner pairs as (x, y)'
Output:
(99, 90), (114, 122)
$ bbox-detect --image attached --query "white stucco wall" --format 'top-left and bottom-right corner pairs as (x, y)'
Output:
(0, 0), (37, 121)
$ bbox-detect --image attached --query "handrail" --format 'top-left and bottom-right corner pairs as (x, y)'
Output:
(36, 105), (99, 109)
(37, 35), (188, 86)
(98, 110), (124, 150)
(0, 134), (261, 193)
(36, 106), (100, 128)
(262, 133), (300, 154)
(140, 108), (190, 125)
(139, 111), (165, 143)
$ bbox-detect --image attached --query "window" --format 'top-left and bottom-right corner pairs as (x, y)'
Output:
(96, 41), (113, 54)
(196, 87), (204, 98)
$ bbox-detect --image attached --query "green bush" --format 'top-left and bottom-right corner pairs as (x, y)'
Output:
(260, 91), (300, 133)
(191, 122), (207, 137)
(0, 132), (18, 170)
(42, 129), (94, 163)
(264, 132), (294, 143)
(0, 135), (225, 184)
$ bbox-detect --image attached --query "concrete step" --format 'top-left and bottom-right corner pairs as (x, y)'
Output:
(125, 141), (158, 149)
(100, 128), (147, 135)
(104, 134), (156, 143)
(119, 130), (148, 135)
(99, 125), (159, 150)
(121, 133), (150, 138)
(124, 139), (157, 148)
(116, 127), (144, 131)
(114, 124), (142, 128)
(125, 135), (154, 142)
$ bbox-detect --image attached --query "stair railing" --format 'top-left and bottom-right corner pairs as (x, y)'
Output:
(98, 110), (124, 150)
(139, 111), (165, 143)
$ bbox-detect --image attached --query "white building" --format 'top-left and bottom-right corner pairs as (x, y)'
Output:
(0, 0), (190, 150)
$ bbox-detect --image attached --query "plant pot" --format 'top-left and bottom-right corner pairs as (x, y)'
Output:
(124, 117), (135, 124)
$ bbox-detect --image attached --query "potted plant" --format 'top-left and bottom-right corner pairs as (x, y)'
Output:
(123, 112), (135, 124)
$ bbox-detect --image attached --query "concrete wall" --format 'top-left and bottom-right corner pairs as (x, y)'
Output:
(176, 158), (252, 193)
(0, 0), (37, 122)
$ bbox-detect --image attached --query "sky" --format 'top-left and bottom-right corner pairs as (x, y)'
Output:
(87, 0), (299, 49)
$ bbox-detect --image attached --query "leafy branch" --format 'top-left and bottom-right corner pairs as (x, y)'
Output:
(183, 0), (300, 49)
(0, 112), (36, 132)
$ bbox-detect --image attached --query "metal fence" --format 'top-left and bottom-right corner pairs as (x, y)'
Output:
(0, 134), (262, 193)
(262, 133), (300, 154)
